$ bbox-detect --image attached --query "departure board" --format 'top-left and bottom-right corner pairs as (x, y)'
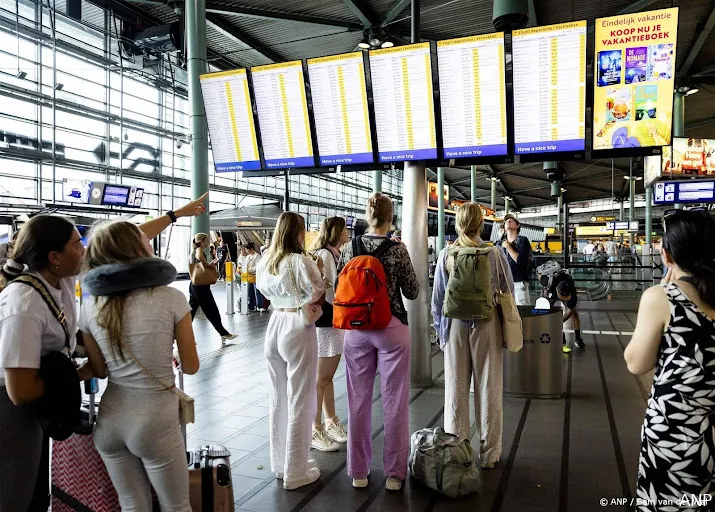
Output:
(251, 61), (315, 169)
(200, 69), (261, 172)
(369, 43), (437, 162)
(437, 34), (507, 159)
(512, 21), (587, 155)
(308, 53), (373, 166)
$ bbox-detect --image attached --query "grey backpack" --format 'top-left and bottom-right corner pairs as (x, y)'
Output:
(408, 428), (479, 498)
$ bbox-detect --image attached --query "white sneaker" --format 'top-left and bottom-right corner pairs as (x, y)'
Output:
(221, 333), (237, 342)
(352, 477), (368, 488)
(480, 461), (496, 469)
(276, 459), (316, 480)
(385, 477), (402, 491)
(325, 417), (348, 443)
(283, 467), (320, 490)
(312, 428), (339, 452)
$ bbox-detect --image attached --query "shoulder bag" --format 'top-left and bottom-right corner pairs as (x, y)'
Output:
(189, 250), (218, 286)
(494, 253), (524, 353)
(123, 344), (195, 425)
(288, 255), (322, 327)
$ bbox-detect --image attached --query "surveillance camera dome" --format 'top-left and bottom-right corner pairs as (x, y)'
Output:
(493, 0), (529, 32)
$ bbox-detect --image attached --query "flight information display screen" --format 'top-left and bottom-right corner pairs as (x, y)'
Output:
(307, 53), (374, 166)
(512, 21), (587, 155)
(653, 180), (715, 204)
(437, 33), (507, 159)
(102, 185), (131, 206)
(369, 43), (437, 162)
(251, 61), (315, 169)
(200, 69), (261, 172)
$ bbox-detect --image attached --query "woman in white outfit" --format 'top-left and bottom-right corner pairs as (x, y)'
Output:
(79, 220), (200, 511)
(256, 212), (326, 490)
(310, 217), (349, 452)
(431, 203), (514, 469)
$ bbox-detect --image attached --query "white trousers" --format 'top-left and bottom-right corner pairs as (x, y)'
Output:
(514, 281), (530, 306)
(443, 317), (504, 465)
(264, 312), (318, 481)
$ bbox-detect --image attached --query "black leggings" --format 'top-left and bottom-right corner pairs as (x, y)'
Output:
(189, 283), (230, 337)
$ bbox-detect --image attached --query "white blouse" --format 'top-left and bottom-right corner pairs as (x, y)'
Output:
(314, 248), (338, 305)
(256, 253), (325, 309)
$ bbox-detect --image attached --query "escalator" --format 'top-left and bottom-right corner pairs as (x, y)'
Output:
(566, 267), (613, 301)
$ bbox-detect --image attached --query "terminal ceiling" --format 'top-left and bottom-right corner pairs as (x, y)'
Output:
(107, 0), (715, 209)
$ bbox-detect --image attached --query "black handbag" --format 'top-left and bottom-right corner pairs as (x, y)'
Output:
(315, 301), (334, 328)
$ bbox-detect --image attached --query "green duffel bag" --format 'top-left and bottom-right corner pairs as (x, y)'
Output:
(408, 427), (479, 498)
(443, 245), (495, 322)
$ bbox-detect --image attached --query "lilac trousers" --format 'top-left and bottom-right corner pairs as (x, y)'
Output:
(344, 317), (410, 480)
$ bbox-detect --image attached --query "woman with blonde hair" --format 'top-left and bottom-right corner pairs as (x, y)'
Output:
(256, 212), (326, 490)
(338, 193), (419, 491)
(431, 202), (514, 469)
(189, 233), (236, 341)
(309, 217), (350, 452)
(78, 220), (199, 510)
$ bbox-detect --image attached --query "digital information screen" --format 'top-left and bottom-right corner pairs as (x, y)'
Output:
(592, 8), (679, 151)
(307, 53), (373, 166)
(62, 179), (92, 203)
(654, 180), (715, 204)
(127, 187), (144, 208)
(102, 185), (130, 206)
(512, 21), (587, 155)
(252, 61), (315, 169)
(200, 70), (260, 172)
(669, 137), (715, 176)
(437, 33), (507, 159)
(369, 43), (437, 162)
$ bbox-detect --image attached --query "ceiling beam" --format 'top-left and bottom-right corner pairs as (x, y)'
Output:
(686, 116), (715, 130)
(205, 15), (283, 64)
(691, 61), (715, 78)
(382, 0), (411, 25)
(204, 3), (362, 30)
(342, 0), (375, 28)
(679, 4), (715, 77)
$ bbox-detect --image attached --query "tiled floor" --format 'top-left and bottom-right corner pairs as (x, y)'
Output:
(179, 282), (652, 512)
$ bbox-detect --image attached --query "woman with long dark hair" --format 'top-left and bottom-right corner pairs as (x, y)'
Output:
(256, 212), (326, 490)
(189, 233), (236, 341)
(0, 194), (207, 511)
(309, 217), (349, 452)
(625, 210), (715, 508)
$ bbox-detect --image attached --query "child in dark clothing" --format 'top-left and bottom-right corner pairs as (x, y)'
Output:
(540, 272), (585, 353)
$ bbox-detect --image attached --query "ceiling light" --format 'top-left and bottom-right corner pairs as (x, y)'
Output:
(369, 35), (382, 47)
(381, 41), (394, 48)
(685, 88), (699, 96)
(53, 83), (64, 91)
(16, 71), (26, 79)
(561, 187), (567, 193)
(358, 41), (371, 50)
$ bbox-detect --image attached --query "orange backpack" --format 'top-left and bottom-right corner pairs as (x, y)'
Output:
(333, 237), (395, 330)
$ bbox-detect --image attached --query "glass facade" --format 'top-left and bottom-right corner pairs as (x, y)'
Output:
(0, 0), (402, 271)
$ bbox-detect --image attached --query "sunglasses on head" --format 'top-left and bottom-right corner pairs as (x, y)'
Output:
(661, 208), (709, 233)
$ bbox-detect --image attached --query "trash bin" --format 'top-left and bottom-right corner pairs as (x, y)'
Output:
(503, 306), (563, 399)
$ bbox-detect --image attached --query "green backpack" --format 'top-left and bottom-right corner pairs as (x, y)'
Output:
(443, 245), (494, 322)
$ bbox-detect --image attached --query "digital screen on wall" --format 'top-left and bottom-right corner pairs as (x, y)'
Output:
(654, 180), (715, 204)
(369, 43), (438, 162)
(643, 154), (662, 187)
(437, 33), (508, 159)
(101, 184), (131, 206)
(427, 182), (449, 209)
(307, 53), (374, 166)
(512, 21), (587, 157)
(200, 69), (261, 172)
(251, 61), (315, 169)
(592, 7), (679, 154)
(667, 137), (715, 176)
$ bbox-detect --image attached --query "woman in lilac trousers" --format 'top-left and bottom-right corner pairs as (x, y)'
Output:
(337, 193), (419, 492)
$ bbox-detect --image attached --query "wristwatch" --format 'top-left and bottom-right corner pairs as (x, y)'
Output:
(166, 210), (177, 223)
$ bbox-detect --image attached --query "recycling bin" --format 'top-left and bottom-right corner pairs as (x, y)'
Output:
(503, 306), (563, 399)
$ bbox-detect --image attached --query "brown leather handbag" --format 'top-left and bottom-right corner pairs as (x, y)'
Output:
(189, 261), (218, 286)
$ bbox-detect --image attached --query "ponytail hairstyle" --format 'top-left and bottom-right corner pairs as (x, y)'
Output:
(0, 215), (76, 290)
(84, 220), (152, 361)
(453, 203), (484, 249)
(311, 217), (346, 252)
(193, 233), (209, 250)
(662, 210), (715, 308)
(365, 193), (393, 230)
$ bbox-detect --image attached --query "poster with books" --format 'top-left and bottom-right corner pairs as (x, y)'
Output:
(592, 7), (679, 152)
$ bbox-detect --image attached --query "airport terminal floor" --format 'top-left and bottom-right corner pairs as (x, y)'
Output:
(178, 281), (650, 512)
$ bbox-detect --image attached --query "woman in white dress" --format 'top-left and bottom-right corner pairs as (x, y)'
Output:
(310, 217), (350, 452)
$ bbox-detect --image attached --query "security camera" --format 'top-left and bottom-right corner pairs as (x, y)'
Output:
(176, 139), (182, 149)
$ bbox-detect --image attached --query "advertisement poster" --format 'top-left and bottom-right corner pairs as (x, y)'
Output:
(427, 182), (449, 209)
(593, 7), (678, 151)
(667, 137), (715, 176)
